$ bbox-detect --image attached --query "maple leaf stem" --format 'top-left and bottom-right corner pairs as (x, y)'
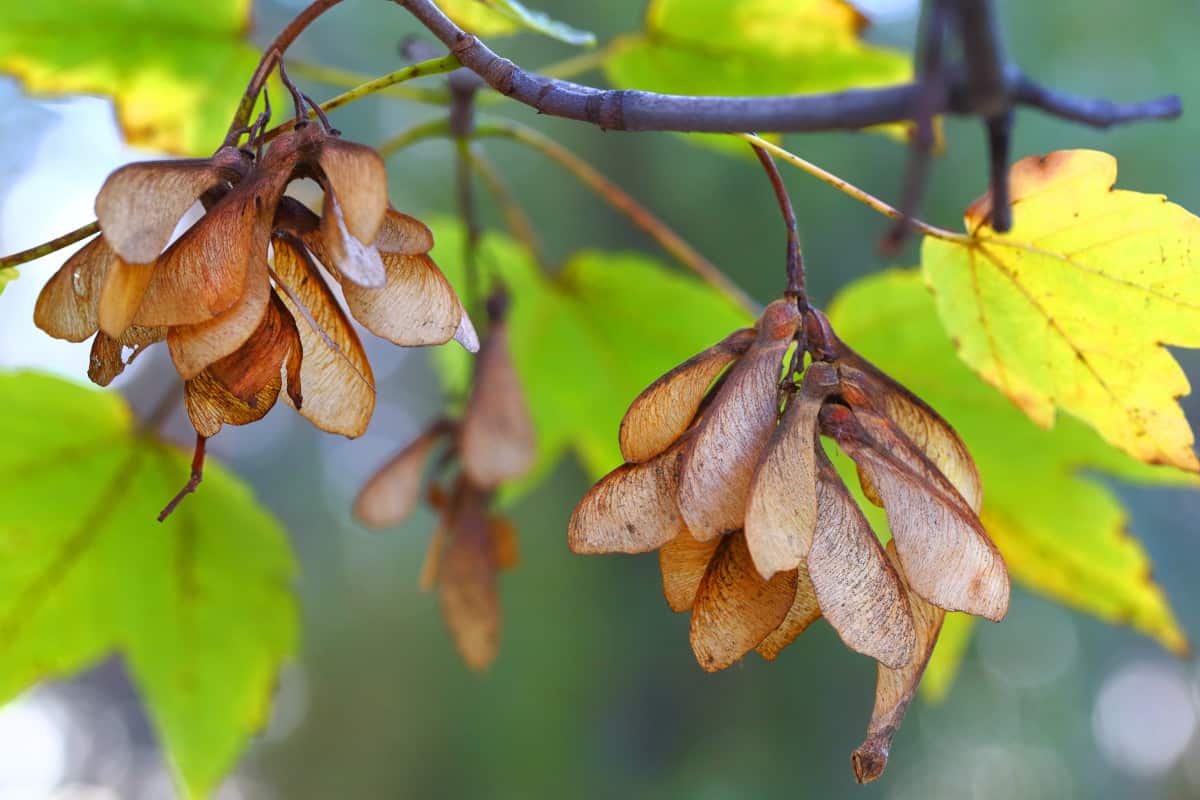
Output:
(748, 142), (806, 308)
(471, 120), (760, 317)
(0, 220), (100, 270)
(463, 145), (547, 269)
(739, 135), (970, 245)
(158, 434), (208, 522)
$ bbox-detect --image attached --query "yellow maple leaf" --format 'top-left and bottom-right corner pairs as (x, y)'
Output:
(922, 150), (1200, 472)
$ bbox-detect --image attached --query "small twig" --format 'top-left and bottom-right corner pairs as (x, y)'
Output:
(224, 0), (347, 144)
(453, 83), (483, 323)
(377, 117), (454, 157)
(284, 60), (451, 105)
(158, 433), (208, 522)
(464, 144), (547, 268)
(749, 141), (805, 308)
(886, 0), (949, 250)
(473, 120), (758, 316)
(740, 134), (969, 244)
(262, 55), (462, 145)
(984, 110), (1015, 231)
(0, 220), (100, 270)
(1009, 74), (1181, 127)
(278, 61), (310, 122)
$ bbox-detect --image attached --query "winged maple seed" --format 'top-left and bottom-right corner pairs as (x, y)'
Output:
(568, 297), (1011, 782)
(35, 116), (478, 450)
(353, 290), (534, 670)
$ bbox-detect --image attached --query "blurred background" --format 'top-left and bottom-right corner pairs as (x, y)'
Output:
(2, 0), (1200, 797)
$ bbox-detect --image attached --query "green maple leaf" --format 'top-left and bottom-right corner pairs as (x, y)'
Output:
(0, 370), (297, 798)
(428, 220), (752, 496)
(827, 269), (1192, 693)
(0, 0), (276, 155)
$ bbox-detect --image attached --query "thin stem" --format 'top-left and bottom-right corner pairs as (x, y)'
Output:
(738, 134), (969, 244)
(0, 220), (100, 270)
(455, 138), (482, 323)
(464, 144), (547, 267)
(158, 433), (208, 522)
(261, 55), (462, 145)
(377, 117), (453, 157)
(284, 60), (451, 105)
(749, 142), (805, 307)
(473, 120), (758, 316)
(225, 0), (347, 145)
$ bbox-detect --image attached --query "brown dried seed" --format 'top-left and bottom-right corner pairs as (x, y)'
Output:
(207, 294), (298, 405)
(272, 234), (375, 437)
(822, 404), (1009, 621)
(619, 327), (755, 464)
(755, 563), (821, 661)
(689, 531), (798, 671)
(569, 444), (686, 554)
(184, 371), (282, 438)
(438, 488), (502, 671)
(87, 332), (125, 387)
(95, 157), (234, 264)
(658, 529), (721, 612)
(132, 164), (288, 327)
(809, 449), (915, 669)
(34, 236), (112, 342)
(832, 338), (981, 510)
(373, 207), (435, 255)
(316, 137), (389, 248)
(490, 516), (520, 571)
(743, 360), (839, 579)
(342, 253), (465, 347)
(852, 542), (945, 784)
(97, 258), (155, 338)
(459, 321), (536, 488)
(166, 254), (271, 380)
(319, 191), (387, 287)
(678, 300), (801, 541)
(353, 423), (450, 529)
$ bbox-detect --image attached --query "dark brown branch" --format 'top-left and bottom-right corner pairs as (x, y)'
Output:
(394, 0), (1180, 135)
(886, 0), (949, 249)
(1010, 74), (1182, 127)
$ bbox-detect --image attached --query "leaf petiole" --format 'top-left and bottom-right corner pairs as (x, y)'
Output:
(737, 134), (970, 245)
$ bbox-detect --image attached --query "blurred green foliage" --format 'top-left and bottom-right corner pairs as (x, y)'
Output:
(0, 371), (296, 798)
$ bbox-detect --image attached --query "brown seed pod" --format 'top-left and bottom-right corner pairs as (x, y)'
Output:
(568, 444), (686, 554)
(852, 542), (946, 784)
(619, 327), (755, 464)
(689, 530), (798, 671)
(743, 360), (838, 579)
(678, 300), (801, 542)
(459, 320), (535, 488)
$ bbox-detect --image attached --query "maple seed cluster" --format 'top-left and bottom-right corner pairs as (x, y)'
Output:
(354, 292), (536, 670)
(35, 114), (476, 440)
(568, 298), (1012, 782)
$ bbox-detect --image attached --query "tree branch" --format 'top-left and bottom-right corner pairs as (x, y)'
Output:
(394, 0), (1179, 135)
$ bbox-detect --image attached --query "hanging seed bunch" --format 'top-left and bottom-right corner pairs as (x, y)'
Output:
(568, 296), (1010, 782)
(354, 289), (535, 670)
(34, 75), (476, 442)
